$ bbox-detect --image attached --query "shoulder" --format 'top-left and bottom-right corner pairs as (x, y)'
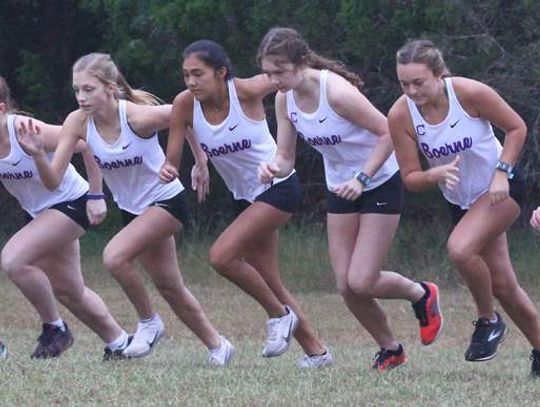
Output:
(388, 95), (410, 123)
(326, 71), (364, 110)
(63, 109), (88, 137)
(234, 75), (276, 100)
(450, 76), (502, 116)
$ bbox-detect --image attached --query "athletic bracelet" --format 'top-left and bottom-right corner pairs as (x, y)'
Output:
(495, 161), (514, 179)
(86, 192), (106, 200)
(355, 171), (372, 187)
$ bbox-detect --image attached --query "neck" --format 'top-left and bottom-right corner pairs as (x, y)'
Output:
(293, 68), (318, 99)
(91, 99), (119, 126)
(204, 81), (229, 113)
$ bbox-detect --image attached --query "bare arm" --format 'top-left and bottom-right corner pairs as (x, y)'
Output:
(127, 103), (173, 137)
(258, 92), (297, 183)
(17, 111), (85, 190)
(388, 97), (460, 192)
(455, 77), (527, 203)
(160, 91), (192, 182)
(328, 73), (394, 178)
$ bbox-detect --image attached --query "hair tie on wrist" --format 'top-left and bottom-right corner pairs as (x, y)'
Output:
(86, 192), (106, 200)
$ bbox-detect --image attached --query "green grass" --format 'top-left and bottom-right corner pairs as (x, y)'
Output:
(1, 221), (540, 406)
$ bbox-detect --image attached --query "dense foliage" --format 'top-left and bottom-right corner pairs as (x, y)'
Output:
(1, 0), (539, 229)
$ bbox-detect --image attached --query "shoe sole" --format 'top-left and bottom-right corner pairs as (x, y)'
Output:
(422, 282), (444, 346)
(262, 309), (300, 358)
(124, 329), (165, 359)
(465, 326), (509, 362)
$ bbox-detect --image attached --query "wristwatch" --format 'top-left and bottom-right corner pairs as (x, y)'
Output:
(355, 171), (372, 187)
(495, 161), (514, 179)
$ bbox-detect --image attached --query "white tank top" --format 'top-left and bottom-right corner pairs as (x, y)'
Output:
(0, 115), (88, 217)
(193, 79), (292, 202)
(406, 78), (502, 209)
(286, 70), (398, 190)
(86, 100), (183, 214)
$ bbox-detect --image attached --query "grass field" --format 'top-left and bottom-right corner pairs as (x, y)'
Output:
(1, 223), (540, 406)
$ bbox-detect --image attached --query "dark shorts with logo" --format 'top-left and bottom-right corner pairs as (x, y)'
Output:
(327, 171), (404, 215)
(120, 190), (190, 226)
(447, 168), (526, 225)
(233, 172), (302, 217)
(24, 192), (90, 230)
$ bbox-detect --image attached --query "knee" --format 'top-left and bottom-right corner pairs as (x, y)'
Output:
(1, 248), (25, 278)
(208, 244), (236, 276)
(347, 274), (376, 298)
(102, 246), (129, 275)
(447, 239), (470, 265)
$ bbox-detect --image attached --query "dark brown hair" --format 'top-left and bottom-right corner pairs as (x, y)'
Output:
(257, 27), (364, 88)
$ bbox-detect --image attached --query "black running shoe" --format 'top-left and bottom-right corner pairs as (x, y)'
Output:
(31, 322), (74, 359)
(530, 349), (540, 377)
(465, 312), (507, 362)
(103, 335), (133, 361)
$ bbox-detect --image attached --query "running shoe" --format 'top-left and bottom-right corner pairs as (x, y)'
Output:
(371, 344), (407, 371)
(412, 281), (443, 345)
(31, 322), (74, 359)
(262, 305), (299, 358)
(208, 336), (235, 367)
(465, 311), (507, 361)
(122, 313), (165, 358)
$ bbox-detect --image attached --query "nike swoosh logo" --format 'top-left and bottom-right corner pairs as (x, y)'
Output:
(228, 124), (239, 131)
(67, 205), (76, 210)
(122, 143), (132, 150)
(450, 120), (460, 128)
(376, 202), (388, 206)
(487, 329), (502, 342)
(11, 158), (22, 166)
(318, 117), (328, 123)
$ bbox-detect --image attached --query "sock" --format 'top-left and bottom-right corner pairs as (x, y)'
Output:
(139, 313), (158, 324)
(107, 331), (129, 351)
(47, 319), (66, 332)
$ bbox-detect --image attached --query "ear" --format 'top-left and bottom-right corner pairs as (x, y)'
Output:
(216, 66), (228, 80)
(0, 102), (7, 113)
(106, 82), (117, 96)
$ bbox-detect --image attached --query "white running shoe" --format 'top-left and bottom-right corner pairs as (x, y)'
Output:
(208, 336), (235, 367)
(122, 314), (165, 358)
(296, 349), (334, 368)
(262, 305), (299, 358)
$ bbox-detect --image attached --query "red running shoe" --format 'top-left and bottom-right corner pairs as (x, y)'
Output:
(412, 281), (443, 345)
(371, 344), (407, 371)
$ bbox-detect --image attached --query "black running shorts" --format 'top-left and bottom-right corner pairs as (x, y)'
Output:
(327, 171), (404, 215)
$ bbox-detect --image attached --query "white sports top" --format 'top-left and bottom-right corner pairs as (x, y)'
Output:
(406, 78), (502, 209)
(0, 114), (88, 217)
(86, 100), (183, 214)
(193, 79), (292, 202)
(286, 70), (398, 191)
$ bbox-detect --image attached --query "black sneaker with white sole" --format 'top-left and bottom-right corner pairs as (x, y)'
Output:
(31, 322), (74, 359)
(530, 348), (540, 378)
(103, 335), (133, 361)
(465, 312), (507, 362)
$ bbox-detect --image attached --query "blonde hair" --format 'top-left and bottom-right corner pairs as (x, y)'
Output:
(257, 27), (364, 89)
(73, 53), (162, 105)
(396, 39), (451, 77)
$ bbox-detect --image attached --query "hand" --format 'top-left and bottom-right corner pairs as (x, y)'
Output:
(488, 170), (510, 205)
(258, 162), (280, 184)
(159, 162), (179, 183)
(17, 119), (45, 156)
(429, 155), (461, 190)
(191, 163), (209, 203)
(86, 199), (107, 226)
(332, 177), (364, 201)
(530, 207), (540, 232)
